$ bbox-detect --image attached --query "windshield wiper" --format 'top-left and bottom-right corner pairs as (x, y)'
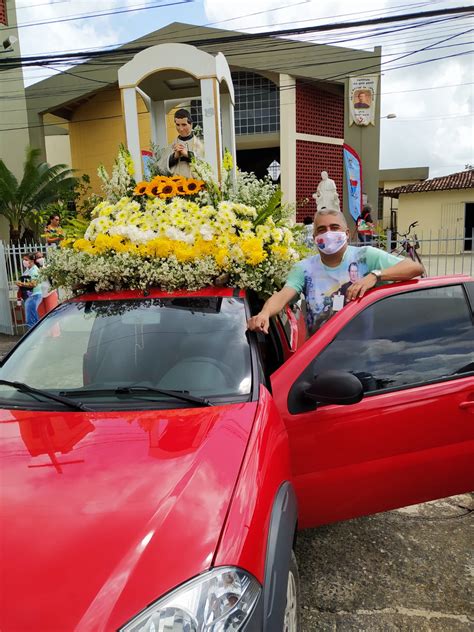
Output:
(0, 380), (93, 411)
(115, 386), (213, 407)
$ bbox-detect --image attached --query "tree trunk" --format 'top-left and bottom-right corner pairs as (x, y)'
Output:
(9, 225), (21, 243)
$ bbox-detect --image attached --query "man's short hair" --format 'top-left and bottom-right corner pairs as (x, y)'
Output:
(313, 209), (348, 228)
(174, 108), (193, 123)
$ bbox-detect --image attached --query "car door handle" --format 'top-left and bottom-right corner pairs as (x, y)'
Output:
(459, 401), (474, 410)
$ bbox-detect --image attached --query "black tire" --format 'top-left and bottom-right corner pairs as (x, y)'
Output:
(283, 551), (300, 632)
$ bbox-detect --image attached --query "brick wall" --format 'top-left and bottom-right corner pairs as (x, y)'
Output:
(294, 80), (345, 222)
(296, 80), (344, 138)
(0, 0), (7, 25)
(296, 141), (344, 222)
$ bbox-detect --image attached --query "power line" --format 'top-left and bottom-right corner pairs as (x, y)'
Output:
(1, 42), (473, 131)
(3, 5), (473, 66)
(3, 0), (195, 31)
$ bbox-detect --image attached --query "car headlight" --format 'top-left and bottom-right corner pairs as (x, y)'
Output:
(120, 567), (261, 632)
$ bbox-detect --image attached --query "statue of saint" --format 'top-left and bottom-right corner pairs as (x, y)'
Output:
(312, 171), (340, 211)
(158, 108), (204, 177)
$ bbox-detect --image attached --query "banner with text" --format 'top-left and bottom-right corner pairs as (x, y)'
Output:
(349, 76), (378, 126)
(343, 144), (363, 222)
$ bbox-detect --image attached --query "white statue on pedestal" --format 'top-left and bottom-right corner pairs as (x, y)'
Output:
(313, 171), (340, 211)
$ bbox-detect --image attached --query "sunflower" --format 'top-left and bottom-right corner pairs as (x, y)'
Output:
(159, 181), (179, 198)
(134, 181), (149, 196)
(183, 179), (204, 194)
(147, 182), (161, 197)
(170, 175), (184, 183)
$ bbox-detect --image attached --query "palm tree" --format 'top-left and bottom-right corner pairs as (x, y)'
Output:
(0, 147), (77, 242)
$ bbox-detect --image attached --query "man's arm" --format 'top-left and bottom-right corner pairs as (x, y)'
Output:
(345, 258), (424, 302)
(247, 286), (298, 334)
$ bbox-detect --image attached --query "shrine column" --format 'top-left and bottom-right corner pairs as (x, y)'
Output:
(121, 87), (142, 181)
(200, 77), (222, 180)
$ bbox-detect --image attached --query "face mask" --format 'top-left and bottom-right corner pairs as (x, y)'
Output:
(315, 231), (347, 255)
(36, 258), (45, 266)
(22, 260), (29, 269)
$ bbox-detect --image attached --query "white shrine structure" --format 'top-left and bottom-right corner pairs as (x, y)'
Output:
(118, 43), (236, 181)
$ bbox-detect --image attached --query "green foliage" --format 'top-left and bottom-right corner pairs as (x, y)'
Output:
(254, 188), (282, 226)
(0, 147), (77, 241)
(62, 216), (90, 240)
(97, 144), (136, 202)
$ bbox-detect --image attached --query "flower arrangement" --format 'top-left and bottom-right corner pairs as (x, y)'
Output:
(46, 149), (300, 296)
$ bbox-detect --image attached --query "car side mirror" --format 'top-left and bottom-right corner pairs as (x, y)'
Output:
(303, 370), (364, 406)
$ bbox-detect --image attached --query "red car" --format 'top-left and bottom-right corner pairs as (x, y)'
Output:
(1, 275), (473, 631)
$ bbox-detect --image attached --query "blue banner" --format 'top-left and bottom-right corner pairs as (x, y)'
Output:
(343, 144), (363, 222)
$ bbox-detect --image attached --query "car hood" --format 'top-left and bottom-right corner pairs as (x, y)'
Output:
(0, 402), (257, 631)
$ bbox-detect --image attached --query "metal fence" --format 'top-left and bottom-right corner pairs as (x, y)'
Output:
(385, 231), (473, 276)
(0, 242), (48, 335)
(0, 236), (472, 335)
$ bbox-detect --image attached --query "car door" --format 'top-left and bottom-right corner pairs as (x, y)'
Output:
(271, 279), (474, 529)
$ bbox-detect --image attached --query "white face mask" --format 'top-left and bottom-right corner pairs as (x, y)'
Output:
(315, 231), (347, 255)
(36, 258), (45, 266)
(22, 260), (29, 269)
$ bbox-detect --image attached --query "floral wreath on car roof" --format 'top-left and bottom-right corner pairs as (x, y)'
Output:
(45, 145), (302, 296)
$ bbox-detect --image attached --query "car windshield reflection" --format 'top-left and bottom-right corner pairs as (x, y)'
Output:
(0, 297), (252, 410)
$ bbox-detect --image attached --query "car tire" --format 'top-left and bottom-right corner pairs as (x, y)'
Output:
(283, 550), (300, 632)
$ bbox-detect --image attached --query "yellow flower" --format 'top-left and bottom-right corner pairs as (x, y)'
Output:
(147, 238), (172, 258)
(183, 179), (204, 195)
(173, 242), (194, 262)
(134, 181), (149, 196)
(159, 181), (179, 199)
(239, 236), (267, 266)
(73, 238), (95, 254)
(223, 150), (233, 172)
(214, 248), (229, 267)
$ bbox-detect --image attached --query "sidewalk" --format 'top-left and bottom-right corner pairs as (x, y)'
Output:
(0, 334), (22, 359)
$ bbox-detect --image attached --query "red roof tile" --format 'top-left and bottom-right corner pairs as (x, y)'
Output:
(384, 169), (474, 197)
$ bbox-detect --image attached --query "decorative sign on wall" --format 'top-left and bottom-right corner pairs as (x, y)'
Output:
(349, 76), (378, 126)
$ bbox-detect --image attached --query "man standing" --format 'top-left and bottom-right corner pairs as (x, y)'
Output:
(159, 108), (204, 177)
(247, 209), (424, 336)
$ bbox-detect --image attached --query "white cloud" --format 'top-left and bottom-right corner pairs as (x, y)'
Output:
(17, 0), (137, 84)
(204, 0), (474, 176)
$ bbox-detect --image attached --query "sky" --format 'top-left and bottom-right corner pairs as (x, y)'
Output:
(7, 0), (474, 178)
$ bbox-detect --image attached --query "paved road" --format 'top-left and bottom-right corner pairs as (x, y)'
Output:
(296, 493), (473, 631)
(1, 335), (472, 631)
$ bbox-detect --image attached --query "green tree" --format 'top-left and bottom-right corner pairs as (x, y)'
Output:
(0, 147), (77, 242)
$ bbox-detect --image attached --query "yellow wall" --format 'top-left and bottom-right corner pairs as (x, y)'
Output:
(380, 178), (423, 228)
(69, 88), (151, 194)
(396, 189), (473, 238)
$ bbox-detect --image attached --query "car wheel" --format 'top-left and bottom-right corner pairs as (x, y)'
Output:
(283, 551), (300, 632)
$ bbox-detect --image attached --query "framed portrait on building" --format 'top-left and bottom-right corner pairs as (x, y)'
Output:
(349, 76), (378, 126)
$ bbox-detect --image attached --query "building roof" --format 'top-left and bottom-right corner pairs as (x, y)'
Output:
(379, 166), (429, 184)
(25, 21), (381, 121)
(383, 169), (474, 197)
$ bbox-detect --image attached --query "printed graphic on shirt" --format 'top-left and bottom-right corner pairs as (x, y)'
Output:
(285, 245), (402, 335)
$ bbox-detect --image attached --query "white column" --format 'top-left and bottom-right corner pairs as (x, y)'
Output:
(280, 74), (296, 211)
(122, 87), (142, 181)
(151, 100), (167, 148)
(200, 77), (222, 180)
(221, 92), (236, 179)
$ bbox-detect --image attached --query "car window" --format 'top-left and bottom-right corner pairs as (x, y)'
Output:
(0, 297), (252, 408)
(310, 285), (474, 394)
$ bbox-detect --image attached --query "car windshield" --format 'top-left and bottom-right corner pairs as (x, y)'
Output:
(0, 297), (252, 410)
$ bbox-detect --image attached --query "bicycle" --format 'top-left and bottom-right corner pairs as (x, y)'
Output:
(392, 221), (427, 277)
